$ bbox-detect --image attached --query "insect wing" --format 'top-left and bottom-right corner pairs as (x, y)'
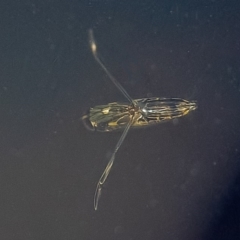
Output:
(132, 97), (197, 127)
(82, 102), (132, 132)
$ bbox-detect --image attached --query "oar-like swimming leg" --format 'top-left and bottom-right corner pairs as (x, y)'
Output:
(94, 118), (133, 210)
(88, 29), (135, 105)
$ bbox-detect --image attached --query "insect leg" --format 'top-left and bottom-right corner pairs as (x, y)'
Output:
(88, 29), (136, 105)
(94, 117), (133, 210)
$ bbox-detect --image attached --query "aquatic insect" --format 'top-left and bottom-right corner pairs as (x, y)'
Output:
(82, 29), (197, 210)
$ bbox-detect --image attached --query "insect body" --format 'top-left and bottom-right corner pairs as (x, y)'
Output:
(83, 30), (197, 210)
(83, 97), (197, 132)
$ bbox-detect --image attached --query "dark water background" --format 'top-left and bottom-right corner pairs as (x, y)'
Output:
(0, 0), (239, 239)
